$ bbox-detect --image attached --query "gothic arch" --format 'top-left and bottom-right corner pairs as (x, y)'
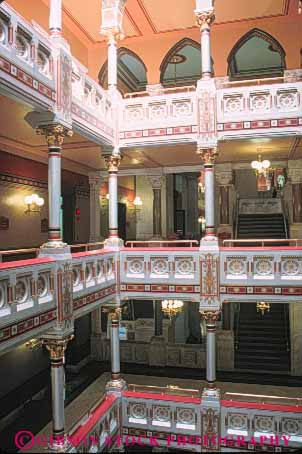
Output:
(228, 28), (286, 80)
(160, 38), (208, 87)
(98, 48), (147, 93)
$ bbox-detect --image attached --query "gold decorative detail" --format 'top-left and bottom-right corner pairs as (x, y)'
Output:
(43, 335), (74, 360)
(104, 154), (122, 172)
(36, 124), (73, 148)
(195, 9), (215, 29)
(256, 301), (271, 316)
(103, 307), (121, 322)
(200, 310), (221, 324)
(197, 147), (218, 165)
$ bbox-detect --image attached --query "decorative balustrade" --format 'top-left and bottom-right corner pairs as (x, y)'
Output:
(119, 87), (198, 146)
(216, 76), (302, 139)
(71, 57), (115, 143)
(0, 3), (55, 108)
(220, 244), (302, 302)
(67, 394), (121, 452)
(72, 250), (117, 317)
(120, 247), (200, 301)
(221, 394), (302, 450)
(0, 257), (56, 350)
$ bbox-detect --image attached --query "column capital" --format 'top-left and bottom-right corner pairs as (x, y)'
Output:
(103, 307), (121, 323)
(148, 175), (163, 190)
(43, 335), (73, 360)
(88, 172), (103, 187)
(200, 310), (221, 325)
(104, 154), (122, 172)
(36, 124), (73, 148)
(197, 147), (218, 165)
(195, 9), (215, 29)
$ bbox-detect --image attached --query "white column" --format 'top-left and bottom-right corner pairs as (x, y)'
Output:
(105, 155), (121, 239)
(89, 173), (102, 243)
(44, 338), (71, 450)
(49, 0), (62, 36)
(195, 2), (215, 80)
(198, 148), (218, 239)
(108, 309), (121, 381)
(201, 311), (220, 388)
(108, 33), (118, 89)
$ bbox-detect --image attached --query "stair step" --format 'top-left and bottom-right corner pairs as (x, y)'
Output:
(235, 362), (290, 371)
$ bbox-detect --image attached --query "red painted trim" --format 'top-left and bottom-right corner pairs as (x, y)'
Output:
(70, 395), (118, 445)
(72, 249), (114, 258)
(123, 390), (201, 404)
(121, 247), (200, 252)
(220, 247), (302, 251)
(0, 257), (54, 270)
(221, 400), (302, 413)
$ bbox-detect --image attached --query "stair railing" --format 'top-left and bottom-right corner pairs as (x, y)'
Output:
(234, 302), (241, 350)
(233, 195), (240, 239)
(284, 304), (290, 353)
(281, 197), (289, 239)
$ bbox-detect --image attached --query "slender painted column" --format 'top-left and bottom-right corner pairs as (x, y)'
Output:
(44, 337), (71, 448)
(108, 33), (118, 90)
(200, 311), (220, 388)
(108, 309), (121, 381)
(197, 148), (218, 239)
(292, 183), (302, 223)
(195, 5), (215, 79)
(89, 173), (102, 242)
(49, 0), (62, 36)
(37, 125), (72, 248)
(104, 155), (121, 239)
(149, 176), (163, 238)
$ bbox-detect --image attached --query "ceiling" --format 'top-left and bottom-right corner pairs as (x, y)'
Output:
(0, 95), (301, 176)
(41, 0), (288, 44)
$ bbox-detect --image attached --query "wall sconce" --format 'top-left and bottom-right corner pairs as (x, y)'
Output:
(24, 193), (45, 214)
(106, 193), (110, 200)
(25, 338), (43, 350)
(133, 196), (143, 211)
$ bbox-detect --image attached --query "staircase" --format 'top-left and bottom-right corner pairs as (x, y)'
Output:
(235, 303), (290, 372)
(237, 213), (286, 239)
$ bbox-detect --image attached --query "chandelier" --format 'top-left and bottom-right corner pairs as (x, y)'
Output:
(161, 300), (184, 319)
(256, 301), (271, 316)
(198, 170), (205, 193)
(24, 193), (45, 214)
(251, 154), (272, 177)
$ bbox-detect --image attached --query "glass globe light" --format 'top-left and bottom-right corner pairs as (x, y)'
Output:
(262, 160), (271, 169)
(36, 197), (44, 207)
(251, 160), (260, 170)
(24, 195), (32, 205)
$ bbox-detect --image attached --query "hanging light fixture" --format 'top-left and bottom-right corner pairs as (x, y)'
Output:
(251, 154), (272, 177)
(256, 301), (271, 316)
(161, 300), (184, 319)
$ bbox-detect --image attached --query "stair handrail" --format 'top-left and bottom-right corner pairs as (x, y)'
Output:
(280, 196), (289, 239)
(234, 302), (240, 350)
(284, 305), (290, 353)
(234, 195), (240, 239)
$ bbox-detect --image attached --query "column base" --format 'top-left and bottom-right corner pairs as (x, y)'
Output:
(38, 242), (71, 260)
(200, 236), (219, 250)
(202, 386), (220, 399)
(104, 237), (124, 250)
(105, 377), (127, 395)
(49, 437), (70, 453)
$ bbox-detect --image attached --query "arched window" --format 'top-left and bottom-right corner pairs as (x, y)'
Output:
(160, 38), (208, 88)
(99, 48), (147, 94)
(228, 29), (286, 80)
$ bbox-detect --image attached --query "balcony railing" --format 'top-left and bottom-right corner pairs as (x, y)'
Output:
(0, 3), (55, 108)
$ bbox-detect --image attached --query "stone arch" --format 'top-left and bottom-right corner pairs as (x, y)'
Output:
(98, 48), (147, 93)
(228, 28), (286, 80)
